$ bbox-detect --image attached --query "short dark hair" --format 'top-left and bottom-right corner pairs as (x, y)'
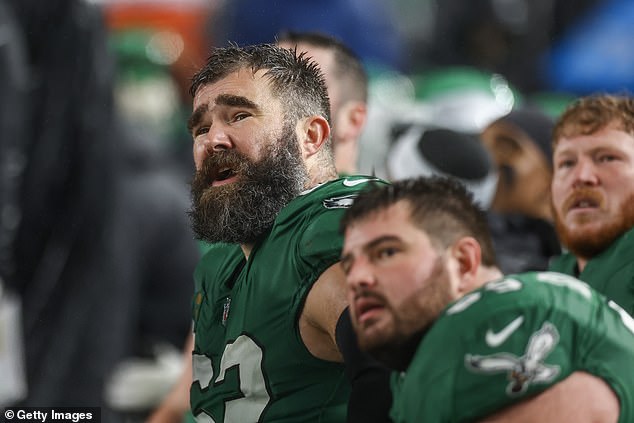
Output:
(553, 94), (634, 148)
(276, 31), (368, 103)
(190, 43), (331, 126)
(341, 176), (498, 267)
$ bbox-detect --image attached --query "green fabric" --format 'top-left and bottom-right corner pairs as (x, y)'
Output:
(549, 227), (634, 316)
(391, 272), (634, 423)
(410, 66), (522, 103)
(183, 411), (196, 423)
(527, 91), (576, 119)
(190, 176), (387, 423)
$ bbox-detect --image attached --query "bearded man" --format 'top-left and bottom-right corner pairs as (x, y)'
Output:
(340, 176), (634, 422)
(183, 43), (388, 423)
(549, 94), (634, 316)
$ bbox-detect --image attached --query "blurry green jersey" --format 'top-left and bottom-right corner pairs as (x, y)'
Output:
(549, 226), (634, 316)
(190, 177), (386, 423)
(390, 271), (634, 423)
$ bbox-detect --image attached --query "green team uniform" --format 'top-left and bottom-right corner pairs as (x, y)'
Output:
(190, 176), (386, 423)
(549, 226), (634, 316)
(390, 271), (634, 423)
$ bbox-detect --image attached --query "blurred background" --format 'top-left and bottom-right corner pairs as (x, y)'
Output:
(88, 0), (634, 177)
(1, 0), (633, 420)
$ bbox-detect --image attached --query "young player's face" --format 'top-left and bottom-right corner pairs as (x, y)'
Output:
(551, 124), (634, 260)
(341, 201), (456, 355)
(188, 68), (309, 244)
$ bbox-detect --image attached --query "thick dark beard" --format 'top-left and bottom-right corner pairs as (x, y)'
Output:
(364, 256), (454, 371)
(554, 193), (634, 261)
(189, 124), (308, 244)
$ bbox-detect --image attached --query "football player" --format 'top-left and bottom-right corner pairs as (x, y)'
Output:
(186, 44), (388, 422)
(550, 94), (634, 317)
(340, 176), (634, 423)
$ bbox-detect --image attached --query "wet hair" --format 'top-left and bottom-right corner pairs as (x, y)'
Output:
(340, 176), (498, 267)
(276, 30), (368, 103)
(553, 94), (634, 147)
(190, 43), (332, 126)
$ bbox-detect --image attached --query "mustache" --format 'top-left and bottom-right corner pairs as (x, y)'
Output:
(194, 150), (250, 185)
(562, 187), (604, 212)
(352, 287), (386, 305)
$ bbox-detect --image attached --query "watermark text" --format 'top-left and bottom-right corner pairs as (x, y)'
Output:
(4, 408), (100, 423)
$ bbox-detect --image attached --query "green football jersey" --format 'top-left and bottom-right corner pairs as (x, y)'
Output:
(390, 271), (634, 423)
(549, 226), (634, 316)
(190, 176), (386, 423)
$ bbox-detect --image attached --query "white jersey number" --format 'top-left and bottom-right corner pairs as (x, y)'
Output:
(193, 334), (270, 423)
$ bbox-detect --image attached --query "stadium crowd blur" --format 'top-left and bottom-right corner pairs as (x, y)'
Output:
(1, 0), (634, 419)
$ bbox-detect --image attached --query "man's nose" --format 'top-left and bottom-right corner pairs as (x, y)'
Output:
(346, 256), (377, 291)
(194, 125), (233, 168)
(572, 158), (599, 187)
(205, 124), (232, 152)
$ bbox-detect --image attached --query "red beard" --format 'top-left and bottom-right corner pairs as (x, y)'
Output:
(554, 191), (634, 261)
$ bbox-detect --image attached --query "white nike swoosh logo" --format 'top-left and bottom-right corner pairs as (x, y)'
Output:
(343, 178), (379, 187)
(485, 316), (524, 347)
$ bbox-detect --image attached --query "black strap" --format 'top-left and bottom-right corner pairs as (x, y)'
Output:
(336, 308), (393, 423)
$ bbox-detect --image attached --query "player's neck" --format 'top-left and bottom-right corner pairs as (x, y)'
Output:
(372, 329), (425, 372)
(306, 157), (338, 188)
(479, 265), (503, 286)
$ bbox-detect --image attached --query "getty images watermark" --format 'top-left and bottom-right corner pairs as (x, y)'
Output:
(3, 408), (100, 423)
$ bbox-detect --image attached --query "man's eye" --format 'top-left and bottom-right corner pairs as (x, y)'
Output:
(556, 159), (575, 169)
(232, 112), (250, 122)
(598, 154), (617, 163)
(340, 259), (351, 276)
(377, 247), (398, 260)
(194, 126), (210, 136)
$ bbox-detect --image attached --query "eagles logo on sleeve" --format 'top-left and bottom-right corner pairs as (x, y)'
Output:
(323, 194), (358, 209)
(390, 272), (634, 423)
(465, 322), (561, 396)
(322, 177), (383, 209)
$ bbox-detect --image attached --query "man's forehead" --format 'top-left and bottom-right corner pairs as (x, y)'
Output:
(555, 126), (634, 153)
(345, 204), (414, 244)
(556, 119), (626, 141)
(193, 68), (274, 107)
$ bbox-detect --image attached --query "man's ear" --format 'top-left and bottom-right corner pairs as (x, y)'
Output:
(300, 115), (331, 158)
(450, 237), (482, 295)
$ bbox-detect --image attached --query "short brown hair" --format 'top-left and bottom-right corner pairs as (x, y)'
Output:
(553, 94), (634, 148)
(191, 43), (331, 126)
(340, 176), (498, 267)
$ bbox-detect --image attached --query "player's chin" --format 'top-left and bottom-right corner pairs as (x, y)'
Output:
(356, 319), (393, 352)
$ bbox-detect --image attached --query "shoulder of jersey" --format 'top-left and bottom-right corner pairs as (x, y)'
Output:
(444, 271), (595, 319)
(326, 176), (387, 195)
(444, 275), (531, 317)
(299, 176), (386, 196)
(341, 176), (386, 188)
(286, 177), (388, 214)
(318, 177), (387, 209)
